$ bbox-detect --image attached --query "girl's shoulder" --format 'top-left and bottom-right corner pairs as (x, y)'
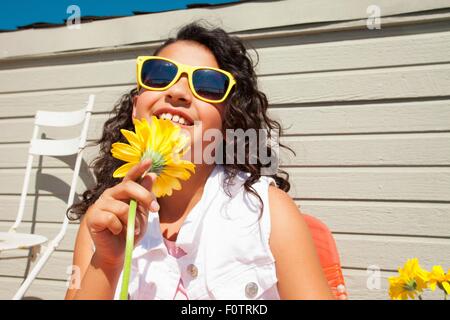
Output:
(215, 165), (277, 198)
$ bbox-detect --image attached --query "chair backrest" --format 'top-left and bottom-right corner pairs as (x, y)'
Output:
(9, 95), (95, 233)
(303, 213), (348, 300)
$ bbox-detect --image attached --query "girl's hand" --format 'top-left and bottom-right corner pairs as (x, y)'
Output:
(84, 159), (158, 267)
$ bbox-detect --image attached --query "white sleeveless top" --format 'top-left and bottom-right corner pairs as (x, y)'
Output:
(113, 164), (280, 300)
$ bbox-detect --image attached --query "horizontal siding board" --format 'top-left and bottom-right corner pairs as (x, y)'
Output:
(0, 114), (105, 143)
(3, 30), (450, 92)
(298, 200), (450, 238)
(287, 167), (450, 201)
(342, 268), (391, 300)
(0, 143), (99, 168)
(0, 167), (449, 201)
(270, 100), (450, 135)
(280, 133), (450, 166)
(0, 250), (74, 282)
(335, 234), (450, 271)
(2, 133), (450, 168)
(0, 168), (95, 196)
(0, 277), (67, 300)
(0, 195), (75, 223)
(0, 60), (132, 93)
(1, 0), (449, 59)
(0, 86), (124, 118)
(255, 30), (450, 75)
(261, 64), (450, 104)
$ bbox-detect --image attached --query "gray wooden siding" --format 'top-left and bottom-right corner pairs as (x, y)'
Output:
(0, 0), (449, 299)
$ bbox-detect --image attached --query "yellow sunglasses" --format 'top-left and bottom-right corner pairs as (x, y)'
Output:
(136, 56), (236, 104)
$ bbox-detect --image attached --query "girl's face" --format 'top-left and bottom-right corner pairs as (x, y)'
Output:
(132, 40), (226, 162)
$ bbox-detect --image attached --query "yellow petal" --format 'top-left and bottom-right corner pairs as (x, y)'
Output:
(111, 142), (141, 163)
(162, 165), (192, 180)
(152, 176), (164, 198)
(442, 281), (450, 295)
(113, 162), (138, 178)
(153, 174), (173, 197)
(149, 115), (163, 150)
(162, 174), (182, 191)
(120, 129), (143, 151)
(135, 118), (150, 146)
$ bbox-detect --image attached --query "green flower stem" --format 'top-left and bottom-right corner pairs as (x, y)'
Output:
(119, 198), (137, 300)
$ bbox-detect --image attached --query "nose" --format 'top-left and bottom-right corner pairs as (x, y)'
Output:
(166, 73), (192, 105)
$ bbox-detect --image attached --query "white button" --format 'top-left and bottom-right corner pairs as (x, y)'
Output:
(245, 282), (258, 298)
(187, 264), (198, 278)
(337, 284), (346, 293)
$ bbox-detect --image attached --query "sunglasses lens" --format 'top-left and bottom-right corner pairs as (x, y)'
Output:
(141, 59), (177, 88)
(193, 69), (230, 101)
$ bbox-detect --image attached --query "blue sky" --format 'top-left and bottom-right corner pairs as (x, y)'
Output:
(0, 0), (240, 31)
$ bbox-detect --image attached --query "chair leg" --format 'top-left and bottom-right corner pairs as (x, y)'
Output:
(12, 242), (56, 300)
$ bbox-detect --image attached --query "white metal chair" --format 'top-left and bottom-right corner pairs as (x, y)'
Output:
(0, 94), (95, 300)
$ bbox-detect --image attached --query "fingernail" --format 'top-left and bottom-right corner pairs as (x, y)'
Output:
(135, 227), (140, 235)
(151, 200), (160, 212)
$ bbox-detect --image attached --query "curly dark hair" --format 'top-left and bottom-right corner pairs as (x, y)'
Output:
(67, 20), (295, 221)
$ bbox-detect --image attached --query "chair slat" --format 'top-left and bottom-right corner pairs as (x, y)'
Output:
(30, 137), (81, 156)
(35, 108), (87, 127)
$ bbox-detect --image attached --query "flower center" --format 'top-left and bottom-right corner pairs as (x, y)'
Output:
(141, 148), (165, 175)
(403, 279), (417, 292)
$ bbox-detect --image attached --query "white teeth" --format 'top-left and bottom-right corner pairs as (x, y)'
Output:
(157, 112), (190, 125)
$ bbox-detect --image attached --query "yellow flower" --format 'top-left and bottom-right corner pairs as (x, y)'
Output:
(388, 258), (429, 300)
(111, 116), (195, 197)
(427, 265), (450, 295)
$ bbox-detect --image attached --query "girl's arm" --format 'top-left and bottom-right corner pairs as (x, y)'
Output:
(268, 186), (335, 300)
(64, 217), (122, 300)
(65, 160), (156, 300)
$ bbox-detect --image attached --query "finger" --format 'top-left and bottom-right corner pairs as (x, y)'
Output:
(134, 214), (142, 236)
(123, 159), (152, 183)
(109, 180), (156, 212)
(140, 173), (153, 191)
(101, 198), (143, 237)
(135, 206), (149, 239)
(98, 199), (130, 225)
(140, 173), (159, 212)
(89, 211), (123, 236)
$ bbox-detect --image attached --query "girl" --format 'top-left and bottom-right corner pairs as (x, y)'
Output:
(65, 21), (334, 300)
